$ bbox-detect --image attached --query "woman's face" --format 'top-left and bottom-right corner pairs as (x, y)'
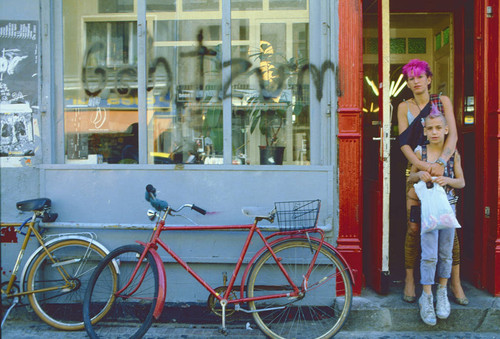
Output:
(406, 72), (431, 95)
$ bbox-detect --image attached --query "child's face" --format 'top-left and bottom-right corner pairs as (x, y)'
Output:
(423, 116), (448, 144)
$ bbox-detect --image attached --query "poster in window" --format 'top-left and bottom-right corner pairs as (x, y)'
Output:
(0, 20), (38, 156)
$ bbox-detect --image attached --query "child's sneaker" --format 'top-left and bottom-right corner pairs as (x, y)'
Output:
(436, 285), (451, 319)
(419, 292), (437, 326)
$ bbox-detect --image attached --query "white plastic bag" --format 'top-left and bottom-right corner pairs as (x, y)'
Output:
(413, 180), (461, 234)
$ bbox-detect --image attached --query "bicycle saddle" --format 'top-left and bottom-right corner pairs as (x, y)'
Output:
(241, 207), (274, 219)
(16, 198), (51, 212)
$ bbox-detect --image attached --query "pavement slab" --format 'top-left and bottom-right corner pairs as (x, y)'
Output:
(2, 281), (498, 338)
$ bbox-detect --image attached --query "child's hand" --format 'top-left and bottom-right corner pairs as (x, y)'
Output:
(433, 176), (450, 186)
(418, 171), (432, 182)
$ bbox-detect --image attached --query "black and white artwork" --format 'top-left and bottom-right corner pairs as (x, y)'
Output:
(0, 20), (38, 156)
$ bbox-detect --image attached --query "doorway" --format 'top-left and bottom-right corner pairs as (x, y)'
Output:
(362, 9), (461, 290)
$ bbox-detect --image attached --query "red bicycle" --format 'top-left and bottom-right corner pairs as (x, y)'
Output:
(83, 184), (354, 339)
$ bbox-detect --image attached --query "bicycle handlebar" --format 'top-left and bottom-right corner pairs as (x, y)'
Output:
(191, 204), (207, 215)
(145, 184), (206, 215)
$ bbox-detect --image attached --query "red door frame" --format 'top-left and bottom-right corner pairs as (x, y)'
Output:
(337, 0), (364, 295)
(473, 0), (500, 296)
(338, 0), (500, 296)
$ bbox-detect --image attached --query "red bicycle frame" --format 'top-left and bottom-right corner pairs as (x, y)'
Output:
(123, 208), (355, 320)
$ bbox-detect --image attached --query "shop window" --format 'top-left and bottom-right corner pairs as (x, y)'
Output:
(183, 0), (219, 12)
(269, 0), (307, 10)
(64, 0), (139, 164)
(229, 10), (310, 165)
(146, 0), (176, 12)
(62, 0), (311, 165)
(231, 0), (262, 11)
(98, 0), (134, 13)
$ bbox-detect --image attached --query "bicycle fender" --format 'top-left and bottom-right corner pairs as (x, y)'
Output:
(240, 235), (355, 297)
(19, 235), (116, 293)
(145, 246), (166, 319)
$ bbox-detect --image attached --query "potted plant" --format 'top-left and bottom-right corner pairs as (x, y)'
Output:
(247, 42), (292, 165)
(249, 104), (287, 165)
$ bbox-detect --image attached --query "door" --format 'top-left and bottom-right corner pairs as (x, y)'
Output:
(362, 0), (391, 294)
(362, 2), (455, 293)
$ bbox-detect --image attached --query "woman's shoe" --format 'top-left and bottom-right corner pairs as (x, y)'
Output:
(403, 294), (417, 303)
(451, 285), (469, 305)
(452, 295), (469, 306)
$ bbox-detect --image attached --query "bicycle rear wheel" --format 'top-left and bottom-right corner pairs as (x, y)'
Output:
(26, 239), (115, 330)
(247, 238), (353, 339)
(83, 244), (159, 339)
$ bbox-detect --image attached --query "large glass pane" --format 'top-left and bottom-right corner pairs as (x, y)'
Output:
(231, 0), (309, 165)
(146, 4), (223, 164)
(63, 1), (138, 164)
(183, 0), (219, 12)
(269, 0), (307, 10)
(147, 0), (176, 12)
(99, 0), (134, 13)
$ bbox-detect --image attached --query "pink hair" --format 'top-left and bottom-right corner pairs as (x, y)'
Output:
(402, 59), (433, 78)
(423, 105), (446, 126)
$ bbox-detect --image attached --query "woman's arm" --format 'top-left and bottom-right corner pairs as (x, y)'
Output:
(397, 101), (429, 171)
(408, 150), (432, 184)
(429, 95), (458, 176)
(440, 95), (458, 162)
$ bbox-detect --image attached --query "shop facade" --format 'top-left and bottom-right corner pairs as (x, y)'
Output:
(1, 0), (498, 299)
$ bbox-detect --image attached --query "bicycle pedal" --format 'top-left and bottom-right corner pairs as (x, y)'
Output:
(218, 327), (228, 336)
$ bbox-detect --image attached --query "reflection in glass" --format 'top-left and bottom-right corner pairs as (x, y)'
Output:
(231, 2), (310, 165)
(147, 17), (222, 164)
(63, 1), (138, 164)
(146, 0), (176, 12)
(98, 0), (134, 13)
(62, 0), (310, 165)
(269, 0), (307, 10)
(231, 0), (262, 11)
(183, 0), (219, 11)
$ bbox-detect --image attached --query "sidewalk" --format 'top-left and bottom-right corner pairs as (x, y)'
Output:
(2, 281), (499, 338)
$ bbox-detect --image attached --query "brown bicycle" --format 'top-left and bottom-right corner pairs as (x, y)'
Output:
(1, 198), (118, 330)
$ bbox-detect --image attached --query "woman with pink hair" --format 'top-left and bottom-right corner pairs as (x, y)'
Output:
(397, 59), (468, 306)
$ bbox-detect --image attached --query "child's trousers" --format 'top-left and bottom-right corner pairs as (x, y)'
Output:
(420, 227), (455, 285)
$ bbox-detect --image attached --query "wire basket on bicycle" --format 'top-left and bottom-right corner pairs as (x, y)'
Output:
(274, 199), (321, 231)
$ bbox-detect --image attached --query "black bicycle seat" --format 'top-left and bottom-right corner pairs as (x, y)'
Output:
(16, 198), (52, 212)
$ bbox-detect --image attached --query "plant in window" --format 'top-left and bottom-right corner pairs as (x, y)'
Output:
(247, 44), (307, 164)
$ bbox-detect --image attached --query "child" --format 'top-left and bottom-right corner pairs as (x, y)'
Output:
(407, 109), (465, 325)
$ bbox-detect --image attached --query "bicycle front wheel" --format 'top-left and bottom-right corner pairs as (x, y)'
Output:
(247, 238), (353, 339)
(83, 244), (159, 339)
(26, 239), (115, 330)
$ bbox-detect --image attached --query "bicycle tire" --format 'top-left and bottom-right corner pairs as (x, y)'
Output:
(83, 244), (159, 339)
(247, 238), (353, 339)
(26, 239), (116, 330)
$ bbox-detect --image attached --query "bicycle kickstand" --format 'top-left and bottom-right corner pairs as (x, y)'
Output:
(218, 299), (228, 336)
(1, 296), (19, 328)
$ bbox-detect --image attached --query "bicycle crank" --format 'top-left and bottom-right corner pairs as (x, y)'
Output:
(207, 286), (237, 317)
